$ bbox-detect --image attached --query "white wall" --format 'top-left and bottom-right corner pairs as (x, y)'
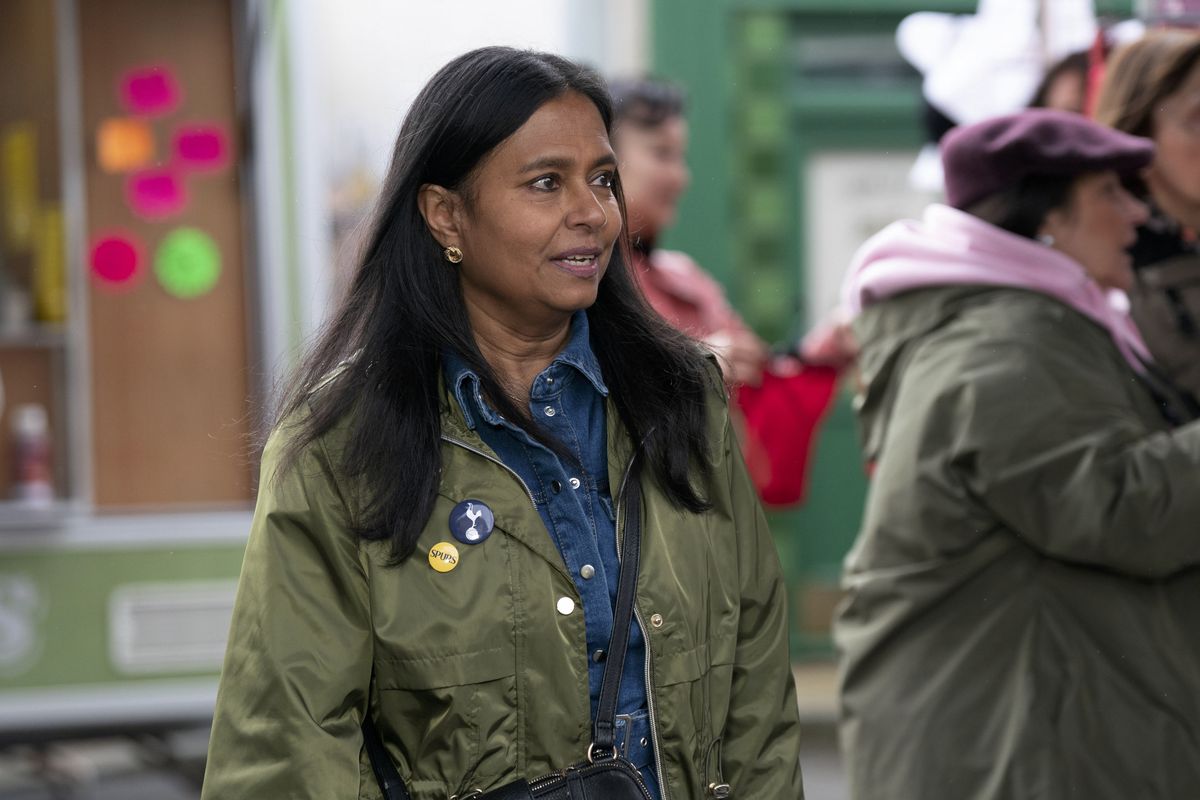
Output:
(312, 0), (647, 184)
(251, 1), (649, 385)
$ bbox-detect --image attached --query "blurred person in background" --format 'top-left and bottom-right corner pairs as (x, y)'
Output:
(1095, 29), (1200, 409)
(835, 109), (1200, 799)
(609, 77), (854, 508)
(896, 0), (1097, 194)
(202, 47), (804, 800)
(1029, 50), (1090, 112)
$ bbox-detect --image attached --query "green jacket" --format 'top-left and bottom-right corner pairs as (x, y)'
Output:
(202, 378), (804, 799)
(835, 286), (1200, 800)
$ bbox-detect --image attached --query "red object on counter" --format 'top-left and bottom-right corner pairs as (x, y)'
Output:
(737, 364), (840, 507)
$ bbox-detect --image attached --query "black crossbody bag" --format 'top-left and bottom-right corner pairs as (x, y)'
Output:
(362, 469), (655, 800)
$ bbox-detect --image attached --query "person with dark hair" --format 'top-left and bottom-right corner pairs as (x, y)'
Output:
(200, 47), (804, 800)
(608, 76), (852, 508)
(1029, 50), (1090, 112)
(1095, 29), (1200, 409)
(835, 109), (1200, 799)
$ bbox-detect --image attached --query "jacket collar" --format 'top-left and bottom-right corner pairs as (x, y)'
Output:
(437, 364), (635, 577)
(442, 311), (608, 430)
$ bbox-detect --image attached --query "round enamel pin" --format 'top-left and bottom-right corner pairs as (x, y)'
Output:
(428, 541), (460, 573)
(449, 499), (495, 545)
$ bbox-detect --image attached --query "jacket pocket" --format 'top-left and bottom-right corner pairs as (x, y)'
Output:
(374, 646), (518, 796)
(652, 640), (735, 798)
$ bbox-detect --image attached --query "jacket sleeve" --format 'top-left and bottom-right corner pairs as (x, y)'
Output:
(201, 426), (373, 799)
(949, 341), (1200, 579)
(717, 413), (806, 797)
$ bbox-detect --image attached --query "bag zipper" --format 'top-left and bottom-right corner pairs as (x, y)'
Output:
(527, 759), (654, 796)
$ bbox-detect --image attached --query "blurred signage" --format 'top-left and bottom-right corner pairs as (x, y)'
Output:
(1138, 0), (1200, 24)
(804, 150), (936, 321)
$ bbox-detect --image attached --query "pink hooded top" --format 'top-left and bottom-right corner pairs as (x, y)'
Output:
(841, 203), (1152, 372)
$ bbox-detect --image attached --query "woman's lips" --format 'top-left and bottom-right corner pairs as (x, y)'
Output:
(550, 250), (601, 277)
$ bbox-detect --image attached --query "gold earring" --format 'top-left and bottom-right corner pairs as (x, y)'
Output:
(444, 245), (463, 264)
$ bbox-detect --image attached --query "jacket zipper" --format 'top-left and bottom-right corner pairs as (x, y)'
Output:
(440, 434), (538, 511)
(613, 449), (670, 800)
(446, 431), (669, 796)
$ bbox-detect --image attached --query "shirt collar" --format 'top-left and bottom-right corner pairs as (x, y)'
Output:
(443, 311), (609, 430)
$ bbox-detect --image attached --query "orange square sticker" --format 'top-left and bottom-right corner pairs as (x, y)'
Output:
(97, 117), (155, 173)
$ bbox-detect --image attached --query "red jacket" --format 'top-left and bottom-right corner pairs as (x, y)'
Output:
(630, 248), (838, 506)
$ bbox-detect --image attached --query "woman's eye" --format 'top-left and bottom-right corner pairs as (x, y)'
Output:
(592, 172), (615, 189)
(532, 176), (558, 191)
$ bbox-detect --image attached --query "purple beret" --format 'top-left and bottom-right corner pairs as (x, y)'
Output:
(940, 109), (1155, 209)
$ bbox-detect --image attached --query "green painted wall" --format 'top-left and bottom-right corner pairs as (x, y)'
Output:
(0, 542), (244, 690)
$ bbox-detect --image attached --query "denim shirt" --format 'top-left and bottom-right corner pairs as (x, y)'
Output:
(444, 312), (660, 797)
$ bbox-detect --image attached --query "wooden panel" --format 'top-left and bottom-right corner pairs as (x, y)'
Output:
(0, 1), (65, 500)
(0, 0), (60, 210)
(79, 0), (253, 508)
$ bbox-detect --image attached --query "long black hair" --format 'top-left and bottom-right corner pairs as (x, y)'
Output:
(274, 47), (715, 562)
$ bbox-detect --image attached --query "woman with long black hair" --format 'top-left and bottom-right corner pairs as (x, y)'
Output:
(201, 47), (803, 800)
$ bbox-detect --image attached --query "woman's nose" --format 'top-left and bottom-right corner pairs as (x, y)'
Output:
(1124, 192), (1150, 226)
(567, 183), (610, 228)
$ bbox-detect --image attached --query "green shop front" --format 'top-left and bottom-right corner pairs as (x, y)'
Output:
(651, 0), (1133, 658)
(0, 0), (322, 742)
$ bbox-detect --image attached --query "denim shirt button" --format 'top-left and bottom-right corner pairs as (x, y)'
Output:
(569, 477), (582, 490)
(580, 564), (595, 580)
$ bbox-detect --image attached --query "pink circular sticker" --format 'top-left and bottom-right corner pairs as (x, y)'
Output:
(91, 233), (143, 288)
(126, 168), (187, 220)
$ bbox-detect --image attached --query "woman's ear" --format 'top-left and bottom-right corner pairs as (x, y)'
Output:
(417, 184), (463, 249)
(1038, 207), (1068, 243)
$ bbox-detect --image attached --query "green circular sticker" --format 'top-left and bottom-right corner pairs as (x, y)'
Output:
(155, 227), (220, 298)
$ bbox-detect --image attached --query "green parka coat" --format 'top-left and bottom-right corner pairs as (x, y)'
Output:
(836, 285), (1200, 800)
(201, 378), (804, 800)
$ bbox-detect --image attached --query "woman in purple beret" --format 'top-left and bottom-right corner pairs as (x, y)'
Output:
(834, 108), (1200, 799)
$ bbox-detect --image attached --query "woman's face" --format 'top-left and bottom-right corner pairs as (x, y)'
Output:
(1042, 171), (1149, 292)
(449, 92), (622, 332)
(1149, 60), (1200, 208)
(613, 115), (690, 240)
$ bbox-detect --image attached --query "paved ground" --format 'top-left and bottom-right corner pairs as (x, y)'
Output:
(0, 734), (846, 799)
(801, 723), (847, 800)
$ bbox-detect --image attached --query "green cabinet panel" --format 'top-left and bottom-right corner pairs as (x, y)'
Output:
(0, 523), (247, 737)
(0, 544), (244, 689)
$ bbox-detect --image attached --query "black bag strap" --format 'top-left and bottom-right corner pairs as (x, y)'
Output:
(592, 462), (644, 756)
(362, 713), (412, 800)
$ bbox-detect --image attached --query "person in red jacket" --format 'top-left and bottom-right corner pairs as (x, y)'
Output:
(609, 77), (855, 506)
